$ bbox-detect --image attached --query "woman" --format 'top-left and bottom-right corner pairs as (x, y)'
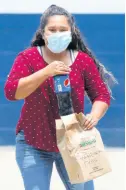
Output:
(4, 5), (117, 190)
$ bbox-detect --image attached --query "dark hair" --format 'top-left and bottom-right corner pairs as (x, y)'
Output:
(31, 5), (118, 97)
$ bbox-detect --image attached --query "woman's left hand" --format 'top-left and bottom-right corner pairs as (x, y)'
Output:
(83, 113), (99, 130)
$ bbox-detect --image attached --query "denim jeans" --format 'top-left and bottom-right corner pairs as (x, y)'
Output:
(16, 130), (94, 190)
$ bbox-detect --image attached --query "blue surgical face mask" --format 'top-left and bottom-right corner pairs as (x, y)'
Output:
(46, 31), (72, 53)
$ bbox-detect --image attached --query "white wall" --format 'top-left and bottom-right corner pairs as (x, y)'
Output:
(0, 0), (125, 14)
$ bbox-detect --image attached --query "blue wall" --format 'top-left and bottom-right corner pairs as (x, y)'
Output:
(0, 14), (125, 147)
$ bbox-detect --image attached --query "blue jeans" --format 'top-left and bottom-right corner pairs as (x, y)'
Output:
(16, 130), (94, 190)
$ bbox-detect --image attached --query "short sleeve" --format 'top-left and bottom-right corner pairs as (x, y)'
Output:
(4, 53), (32, 101)
(83, 56), (111, 106)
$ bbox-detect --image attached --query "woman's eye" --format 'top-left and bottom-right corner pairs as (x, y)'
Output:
(60, 29), (67, 32)
(49, 29), (56, 32)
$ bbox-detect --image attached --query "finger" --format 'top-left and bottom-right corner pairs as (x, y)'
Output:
(57, 61), (64, 64)
(85, 121), (97, 130)
(61, 66), (71, 71)
(55, 61), (64, 64)
(84, 114), (92, 123)
(57, 62), (67, 68)
(58, 65), (71, 71)
(60, 68), (71, 73)
(84, 125), (93, 130)
(85, 125), (93, 130)
(84, 121), (93, 130)
(59, 69), (71, 74)
(58, 61), (70, 68)
(57, 71), (70, 75)
(62, 66), (71, 71)
(56, 61), (62, 65)
(84, 117), (92, 127)
(86, 119), (95, 128)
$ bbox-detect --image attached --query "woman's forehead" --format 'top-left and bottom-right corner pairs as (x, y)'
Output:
(46, 15), (70, 26)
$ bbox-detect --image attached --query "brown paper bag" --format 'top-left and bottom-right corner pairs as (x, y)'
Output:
(56, 112), (111, 184)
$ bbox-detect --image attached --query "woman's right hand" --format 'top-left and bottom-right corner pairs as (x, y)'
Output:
(45, 61), (71, 77)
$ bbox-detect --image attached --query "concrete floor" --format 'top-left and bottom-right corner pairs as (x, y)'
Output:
(0, 146), (125, 190)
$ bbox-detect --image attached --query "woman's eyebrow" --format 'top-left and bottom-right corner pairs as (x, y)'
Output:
(60, 26), (69, 29)
(48, 25), (68, 29)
